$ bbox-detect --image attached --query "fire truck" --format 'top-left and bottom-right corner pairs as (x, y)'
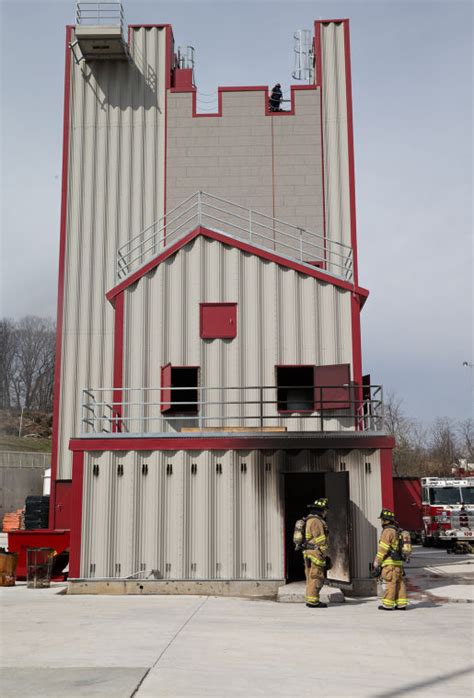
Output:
(421, 477), (474, 547)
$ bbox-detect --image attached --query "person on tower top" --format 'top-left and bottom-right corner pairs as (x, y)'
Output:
(269, 83), (283, 111)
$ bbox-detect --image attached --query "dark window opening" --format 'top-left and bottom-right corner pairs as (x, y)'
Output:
(276, 366), (314, 412)
(161, 365), (199, 414)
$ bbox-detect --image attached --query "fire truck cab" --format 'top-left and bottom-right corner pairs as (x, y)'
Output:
(421, 477), (474, 546)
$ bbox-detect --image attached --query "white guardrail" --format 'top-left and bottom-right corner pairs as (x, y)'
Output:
(116, 192), (354, 283)
(81, 384), (384, 435)
(76, 2), (125, 29)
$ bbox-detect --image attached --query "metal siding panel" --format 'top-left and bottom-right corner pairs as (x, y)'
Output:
(57, 28), (167, 477)
(122, 237), (353, 433)
(79, 447), (381, 582)
(339, 449), (381, 579)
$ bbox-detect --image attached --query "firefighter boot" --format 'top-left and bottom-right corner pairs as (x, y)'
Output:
(378, 605), (394, 611)
(306, 601), (328, 608)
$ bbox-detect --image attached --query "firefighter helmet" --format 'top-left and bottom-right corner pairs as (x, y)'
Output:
(307, 497), (329, 511)
(378, 508), (395, 522)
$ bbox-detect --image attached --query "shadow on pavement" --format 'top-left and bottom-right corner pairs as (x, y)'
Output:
(373, 664), (474, 697)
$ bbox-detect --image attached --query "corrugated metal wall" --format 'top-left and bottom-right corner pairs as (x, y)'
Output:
(123, 236), (353, 432)
(79, 448), (381, 581)
(57, 28), (167, 478)
(320, 22), (351, 249)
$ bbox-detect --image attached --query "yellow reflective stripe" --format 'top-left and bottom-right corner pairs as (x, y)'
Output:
(382, 600), (396, 607)
(381, 559), (403, 567)
(305, 596), (319, 602)
(379, 542), (390, 550)
(396, 599), (408, 604)
(304, 553), (326, 567)
(314, 535), (326, 544)
(305, 532), (312, 539)
(376, 552), (385, 560)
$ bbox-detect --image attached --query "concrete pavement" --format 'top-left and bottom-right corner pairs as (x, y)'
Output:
(1, 546), (473, 697)
(1, 587), (473, 697)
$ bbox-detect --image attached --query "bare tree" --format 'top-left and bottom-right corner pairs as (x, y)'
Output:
(458, 419), (474, 462)
(1, 316), (56, 412)
(0, 319), (16, 409)
(428, 417), (460, 475)
(383, 391), (426, 476)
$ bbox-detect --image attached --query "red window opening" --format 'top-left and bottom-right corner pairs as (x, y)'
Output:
(200, 303), (237, 339)
(161, 364), (200, 414)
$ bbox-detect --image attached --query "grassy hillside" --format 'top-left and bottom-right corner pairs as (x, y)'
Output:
(0, 435), (52, 454)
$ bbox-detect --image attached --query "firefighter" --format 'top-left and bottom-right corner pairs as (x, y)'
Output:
(269, 83), (283, 111)
(303, 497), (330, 608)
(373, 508), (408, 611)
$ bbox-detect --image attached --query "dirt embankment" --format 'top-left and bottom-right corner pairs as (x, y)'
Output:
(0, 409), (52, 453)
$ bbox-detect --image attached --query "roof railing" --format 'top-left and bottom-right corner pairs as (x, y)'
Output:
(116, 192), (354, 284)
(76, 2), (125, 30)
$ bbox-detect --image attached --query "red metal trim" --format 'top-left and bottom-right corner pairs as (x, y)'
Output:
(50, 25), (74, 529)
(380, 449), (394, 510)
(69, 451), (85, 578)
(106, 226), (369, 303)
(70, 435), (395, 452)
(112, 291), (124, 431)
(106, 227), (201, 301)
(350, 293), (363, 386)
(343, 20), (359, 286)
(169, 84), (318, 119)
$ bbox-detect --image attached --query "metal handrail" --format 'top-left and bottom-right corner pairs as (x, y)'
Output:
(76, 2), (125, 32)
(116, 192), (354, 283)
(80, 383), (384, 435)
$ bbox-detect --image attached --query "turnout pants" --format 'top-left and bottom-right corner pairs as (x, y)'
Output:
(304, 557), (325, 606)
(381, 565), (407, 609)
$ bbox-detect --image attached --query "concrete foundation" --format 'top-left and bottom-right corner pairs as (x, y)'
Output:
(67, 579), (285, 597)
(67, 576), (376, 598)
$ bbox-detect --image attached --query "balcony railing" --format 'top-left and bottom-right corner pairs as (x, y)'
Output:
(81, 384), (384, 435)
(76, 2), (125, 29)
(116, 192), (354, 283)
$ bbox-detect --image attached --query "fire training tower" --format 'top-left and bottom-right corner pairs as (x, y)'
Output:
(46, 4), (395, 596)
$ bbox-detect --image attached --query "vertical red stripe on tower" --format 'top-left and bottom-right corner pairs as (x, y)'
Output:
(49, 25), (74, 529)
(112, 292), (124, 431)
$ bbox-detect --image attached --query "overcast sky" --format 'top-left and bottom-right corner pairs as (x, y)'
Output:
(0, 0), (472, 422)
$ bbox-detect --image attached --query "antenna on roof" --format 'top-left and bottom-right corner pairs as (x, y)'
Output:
(292, 30), (314, 83)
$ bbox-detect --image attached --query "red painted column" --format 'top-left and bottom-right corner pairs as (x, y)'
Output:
(49, 26), (74, 529)
(380, 448), (394, 510)
(69, 451), (85, 578)
(112, 292), (124, 431)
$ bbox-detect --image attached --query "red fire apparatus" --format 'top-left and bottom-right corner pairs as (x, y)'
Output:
(421, 477), (474, 546)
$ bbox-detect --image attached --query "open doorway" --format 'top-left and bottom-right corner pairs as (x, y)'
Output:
(284, 473), (325, 582)
(284, 471), (351, 584)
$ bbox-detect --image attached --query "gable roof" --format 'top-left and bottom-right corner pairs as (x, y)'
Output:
(106, 225), (369, 305)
